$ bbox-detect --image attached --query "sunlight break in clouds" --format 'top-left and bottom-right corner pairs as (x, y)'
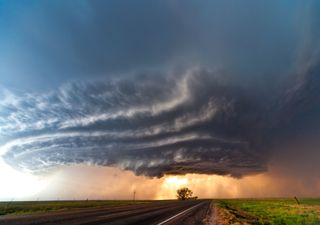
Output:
(0, 158), (48, 200)
(29, 165), (320, 201)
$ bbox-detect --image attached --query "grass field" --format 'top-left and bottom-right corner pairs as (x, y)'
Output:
(0, 200), (153, 216)
(218, 198), (320, 225)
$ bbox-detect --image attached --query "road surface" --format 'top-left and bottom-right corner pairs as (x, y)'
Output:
(0, 200), (212, 225)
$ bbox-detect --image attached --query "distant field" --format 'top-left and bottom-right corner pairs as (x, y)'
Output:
(0, 200), (154, 216)
(218, 198), (320, 225)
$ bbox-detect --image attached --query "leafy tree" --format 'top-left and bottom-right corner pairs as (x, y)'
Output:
(176, 187), (194, 200)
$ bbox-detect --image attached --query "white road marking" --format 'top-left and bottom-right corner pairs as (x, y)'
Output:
(157, 202), (204, 225)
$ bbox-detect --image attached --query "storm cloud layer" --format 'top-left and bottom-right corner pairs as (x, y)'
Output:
(0, 69), (268, 177)
(1, 61), (320, 178)
(1, 0), (320, 178)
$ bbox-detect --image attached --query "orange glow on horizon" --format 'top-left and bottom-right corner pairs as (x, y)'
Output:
(3, 164), (320, 201)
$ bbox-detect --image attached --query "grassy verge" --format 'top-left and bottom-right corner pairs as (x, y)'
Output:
(217, 199), (320, 225)
(0, 200), (154, 216)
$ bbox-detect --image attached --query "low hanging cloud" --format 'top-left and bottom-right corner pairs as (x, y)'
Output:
(0, 68), (274, 177)
(1, 0), (320, 183)
(2, 59), (320, 179)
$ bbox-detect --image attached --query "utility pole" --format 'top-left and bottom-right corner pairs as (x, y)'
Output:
(294, 196), (300, 205)
(133, 190), (136, 201)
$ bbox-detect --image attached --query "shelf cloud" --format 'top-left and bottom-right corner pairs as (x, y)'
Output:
(1, 0), (320, 181)
(2, 59), (320, 178)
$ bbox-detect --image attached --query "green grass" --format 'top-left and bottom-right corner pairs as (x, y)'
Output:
(0, 200), (154, 216)
(300, 199), (320, 206)
(218, 199), (320, 225)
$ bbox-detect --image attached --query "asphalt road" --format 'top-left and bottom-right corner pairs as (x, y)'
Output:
(0, 200), (212, 225)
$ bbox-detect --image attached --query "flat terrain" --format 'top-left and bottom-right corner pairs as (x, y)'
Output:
(0, 200), (153, 216)
(0, 200), (211, 225)
(4, 199), (319, 225)
(217, 198), (320, 225)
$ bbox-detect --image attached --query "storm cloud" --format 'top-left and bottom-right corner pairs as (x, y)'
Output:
(0, 69), (267, 177)
(1, 0), (320, 179)
(1, 61), (320, 178)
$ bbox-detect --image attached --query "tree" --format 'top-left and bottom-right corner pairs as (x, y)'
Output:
(176, 187), (194, 200)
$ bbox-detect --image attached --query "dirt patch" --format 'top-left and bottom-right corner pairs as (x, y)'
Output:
(202, 201), (214, 225)
(206, 202), (258, 225)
